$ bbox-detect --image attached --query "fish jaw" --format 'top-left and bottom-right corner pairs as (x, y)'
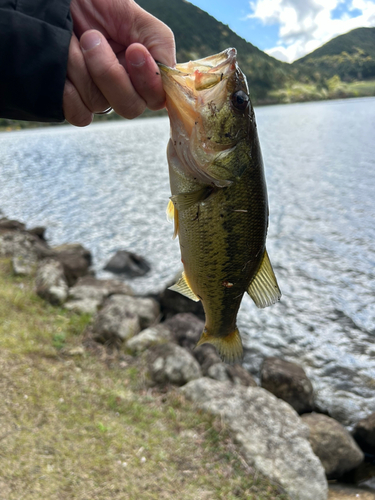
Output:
(158, 49), (250, 187)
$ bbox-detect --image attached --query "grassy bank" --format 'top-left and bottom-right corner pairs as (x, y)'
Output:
(0, 258), (287, 500)
(268, 79), (375, 104)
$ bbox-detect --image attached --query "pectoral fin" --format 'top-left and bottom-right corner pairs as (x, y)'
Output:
(247, 249), (281, 308)
(166, 199), (179, 239)
(168, 271), (200, 302)
(170, 187), (212, 212)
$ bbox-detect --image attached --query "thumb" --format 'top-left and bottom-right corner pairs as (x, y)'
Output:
(127, 4), (176, 68)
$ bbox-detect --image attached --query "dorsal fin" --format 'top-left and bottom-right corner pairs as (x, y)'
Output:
(247, 249), (281, 308)
(168, 271), (200, 302)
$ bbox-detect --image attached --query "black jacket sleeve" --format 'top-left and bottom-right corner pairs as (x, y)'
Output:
(0, 0), (73, 122)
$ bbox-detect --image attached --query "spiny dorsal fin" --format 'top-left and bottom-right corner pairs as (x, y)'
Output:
(247, 249), (281, 308)
(166, 199), (179, 239)
(168, 271), (200, 302)
(196, 327), (243, 364)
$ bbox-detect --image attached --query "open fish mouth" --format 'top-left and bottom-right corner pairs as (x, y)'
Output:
(158, 49), (241, 151)
(158, 48), (237, 95)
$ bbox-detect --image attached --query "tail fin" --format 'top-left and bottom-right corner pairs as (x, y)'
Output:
(196, 328), (243, 364)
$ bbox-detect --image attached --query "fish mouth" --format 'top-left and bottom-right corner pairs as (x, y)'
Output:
(158, 48), (238, 137)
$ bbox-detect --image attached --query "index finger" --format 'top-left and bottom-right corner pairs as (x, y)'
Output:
(80, 30), (146, 119)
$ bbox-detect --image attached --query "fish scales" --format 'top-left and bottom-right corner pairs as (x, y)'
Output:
(159, 48), (281, 363)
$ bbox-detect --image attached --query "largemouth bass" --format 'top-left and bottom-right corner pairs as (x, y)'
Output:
(159, 48), (281, 363)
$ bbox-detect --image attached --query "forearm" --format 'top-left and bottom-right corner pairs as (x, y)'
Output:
(0, 0), (73, 122)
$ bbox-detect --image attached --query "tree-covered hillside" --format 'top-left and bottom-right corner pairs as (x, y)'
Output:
(293, 27), (375, 82)
(136, 0), (291, 101)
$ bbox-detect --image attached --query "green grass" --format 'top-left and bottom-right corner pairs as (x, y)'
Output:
(0, 258), (288, 499)
(269, 79), (375, 104)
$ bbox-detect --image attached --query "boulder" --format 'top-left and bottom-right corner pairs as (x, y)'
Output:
(53, 243), (92, 286)
(207, 363), (257, 387)
(125, 324), (172, 355)
(352, 412), (375, 453)
(148, 343), (202, 386)
(28, 226), (47, 241)
(261, 357), (315, 414)
(158, 273), (205, 320)
(0, 230), (53, 260)
(92, 294), (159, 343)
(104, 250), (150, 277)
(35, 259), (69, 305)
(194, 344), (222, 374)
(181, 378), (328, 500)
(163, 313), (204, 351)
(301, 413), (364, 479)
(12, 253), (37, 276)
(0, 217), (26, 232)
(64, 276), (133, 314)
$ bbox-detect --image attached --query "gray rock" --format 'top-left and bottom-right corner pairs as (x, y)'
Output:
(104, 250), (150, 277)
(64, 276), (133, 314)
(352, 412), (375, 453)
(301, 413), (364, 478)
(261, 357), (315, 414)
(12, 253), (37, 276)
(158, 273), (205, 320)
(208, 363), (257, 387)
(0, 217), (26, 232)
(194, 344), (222, 374)
(181, 378), (328, 500)
(148, 343), (202, 386)
(125, 324), (172, 355)
(35, 259), (69, 305)
(0, 230), (53, 261)
(91, 294), (159, 343)
(92, 295), (141, 343)
(164, 313), (204, 351)
(53, 243), (92, 286)
(113, 295), (160, 330)
(28, 226), (47, 241)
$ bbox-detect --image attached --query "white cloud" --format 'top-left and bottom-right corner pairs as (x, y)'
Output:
(248, 0), (375, 62)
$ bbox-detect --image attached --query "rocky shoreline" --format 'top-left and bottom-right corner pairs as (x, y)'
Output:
(1, 215), (375, 500)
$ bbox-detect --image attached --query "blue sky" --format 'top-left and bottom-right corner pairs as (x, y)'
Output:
(187, 0), (375, 62)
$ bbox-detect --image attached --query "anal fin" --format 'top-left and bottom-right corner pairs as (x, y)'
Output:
(247, 249), (281, 308)
(168, 271), (200, 302)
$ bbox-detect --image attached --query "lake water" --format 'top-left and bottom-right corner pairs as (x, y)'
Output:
(1, 97), (374, 427)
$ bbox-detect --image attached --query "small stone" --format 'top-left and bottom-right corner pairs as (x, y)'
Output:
(148, 343), (202, 386)
(125, 324), (172, 354)
(352, 412), (375, 453)
(163, 313), (204, 351)
(194, 344), (221, 374)
(64, 276), (133, 314)
(261, 357), (315, 414)
(53, 243), (92, 286)
(35, 259), (68, 305)
(12, 254), (37, 275)
(301, 413), (364, 479)
(104, 250), (150, 277)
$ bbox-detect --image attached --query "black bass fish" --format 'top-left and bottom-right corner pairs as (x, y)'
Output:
(159, 48), (281, 363)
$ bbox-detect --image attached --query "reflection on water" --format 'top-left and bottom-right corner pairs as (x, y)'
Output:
(0, 97), (374, 426)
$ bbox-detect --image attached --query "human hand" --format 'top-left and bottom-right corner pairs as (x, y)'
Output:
(63, 0), (175, 126)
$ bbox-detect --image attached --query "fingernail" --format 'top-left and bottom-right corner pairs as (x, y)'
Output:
(81, 31), (101, 52)
(129, 50), (146, 67)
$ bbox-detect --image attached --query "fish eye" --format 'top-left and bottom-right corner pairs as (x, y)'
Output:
(231, 90), (249, 111)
